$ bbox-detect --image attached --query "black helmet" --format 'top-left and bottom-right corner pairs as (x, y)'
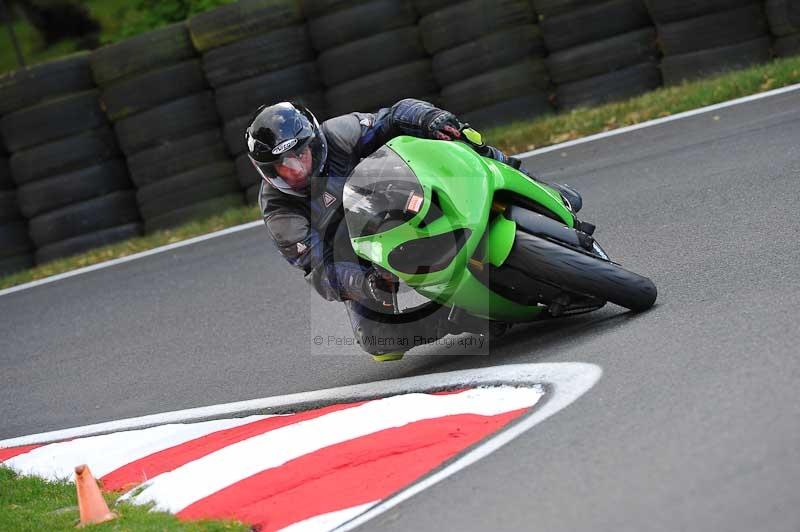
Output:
(245, 102), (327, 197)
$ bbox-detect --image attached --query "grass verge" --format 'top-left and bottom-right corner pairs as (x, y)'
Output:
(1, 56), (800, 290)
(0, 204), (261, 290)
(485, 55), (800, 153)
(0, 466), (248, 531)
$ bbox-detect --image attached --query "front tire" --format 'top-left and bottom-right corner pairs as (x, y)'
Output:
(505, 231), (657, 312)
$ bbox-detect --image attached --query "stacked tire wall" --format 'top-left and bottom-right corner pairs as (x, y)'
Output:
(646, 0), (772, 85)
(91, 23), (242, 233)
(307, 0), (437, 118)
(0, 53), (140, 267)
(420, 0), (552, 128)
(189, 0), (318, 204)
(2, 0), (799, 275)
(766, 0), (800, 56)
(538, 0), (661, 110)
(0, 129), (33, 275)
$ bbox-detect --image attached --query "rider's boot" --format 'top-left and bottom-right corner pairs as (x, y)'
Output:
(372, 352), (405, 362)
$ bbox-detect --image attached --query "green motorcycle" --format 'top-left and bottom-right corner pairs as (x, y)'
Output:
(342, 133), (657, 335)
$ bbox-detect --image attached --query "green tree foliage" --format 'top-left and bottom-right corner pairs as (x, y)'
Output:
(110, 0), (236, 41)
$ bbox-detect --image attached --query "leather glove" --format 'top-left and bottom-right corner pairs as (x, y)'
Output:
(424, 110), (463, 141)
(363, 267), (398, 310)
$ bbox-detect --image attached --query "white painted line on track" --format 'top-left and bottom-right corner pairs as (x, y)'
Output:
(0, 221), (263, 298)
(4, 415), (270, 481)
(1, 363), (602, 532)
(335, 362), (601, 531)
(515, 82), (800, 159)
(123, 387), (544, 514)
(7, 82), (796, 298)
(0, 363), (600, 447)
(283, 502), (379, 532)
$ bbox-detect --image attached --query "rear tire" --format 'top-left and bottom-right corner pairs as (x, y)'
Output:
(505, 230), (657, 312)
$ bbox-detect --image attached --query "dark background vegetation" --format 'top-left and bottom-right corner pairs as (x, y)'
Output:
(0, 0), (235, 73)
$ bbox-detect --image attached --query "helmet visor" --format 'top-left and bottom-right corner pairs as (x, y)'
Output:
(250, 135), (326, 196)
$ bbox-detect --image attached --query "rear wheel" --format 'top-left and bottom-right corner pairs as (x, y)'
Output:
(505, 231), (657, 312)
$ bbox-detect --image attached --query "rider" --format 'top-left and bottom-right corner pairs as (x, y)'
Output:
(246, 98), (582, 361)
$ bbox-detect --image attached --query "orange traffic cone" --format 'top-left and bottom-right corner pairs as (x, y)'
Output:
(74, 464), (117, 527)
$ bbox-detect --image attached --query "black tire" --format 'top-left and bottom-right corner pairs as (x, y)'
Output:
(214, 63), (322, 121)
(144, 194), (243, 233)
(28, 190), (139, 247)
(531, 0), (597, 17)
(765, 0), (800, 36)
(661, 37), (772, 85)
(0, 52), (93, 117)
(224, 115), (252, 155)
(644, 0), (753, 24)
(0, 90), (107, 152)
(114, 92), (220, 156)
(775, 33), (800, 56)
(0, 157), (12, 190)
(136, 162), (239, 219)
(309, 0), (417, 51)
(555, 61), (661, 110)
(657, 4), (768, 56)
(245, 183), (261, 204)
(0, 221), (32, 258)
(90, 23), (195, 87)
(433, 25), (546, 87)
(101, 60), (208, 122)
(188, 0), (304, 52)
(143, 178), (240, 221)
(35, 223), (142, 264)
(790, 0), (800, 26)
(17, 160), (130, 218)
(460, 93), (553, 129)
(0, 190), (21, 221)
(419, 0), (535, 55)
(201, 25), (313, 88)
(412, 0), (461, 16)
(441, 59), (549, 114)
(9, 127), (119, 186)
(318, 27), (427, 87)
(0, 254), (33, 276)
(540, 0), (650, 53)
(325, 60), (438, 116)
(505, 230), (657, 311)
(545, 28), (658, 84)
(235, 152), (261, 189)
(139, 177), (240, 220)
(302, 0), (372, 19)
(126, 129), (230, 188)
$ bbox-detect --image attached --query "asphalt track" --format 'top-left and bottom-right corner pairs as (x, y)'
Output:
(2, 89), (800, 531)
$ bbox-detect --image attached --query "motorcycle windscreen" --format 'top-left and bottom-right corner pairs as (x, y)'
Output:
(343, 147), (424, 238)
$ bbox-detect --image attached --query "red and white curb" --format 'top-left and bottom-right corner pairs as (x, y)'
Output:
(0, 363), (601, 531)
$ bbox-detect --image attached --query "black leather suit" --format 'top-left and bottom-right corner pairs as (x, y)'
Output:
(259, 99), (509, 355)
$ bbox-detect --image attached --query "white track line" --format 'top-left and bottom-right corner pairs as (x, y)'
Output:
(0, 221), (262, 297)
(0, 363), (599, 448)
(5, 415), (269, 481)
(6, 82), (796, 297)
(1, 363), (601, 532)
(282, 502), (379, 532)
(514, 82), (800, 158)
(336, 362), (601, 532)
(125, 387), (543, 513)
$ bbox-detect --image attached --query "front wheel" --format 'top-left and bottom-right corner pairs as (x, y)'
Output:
(505, 231), (657, 312)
